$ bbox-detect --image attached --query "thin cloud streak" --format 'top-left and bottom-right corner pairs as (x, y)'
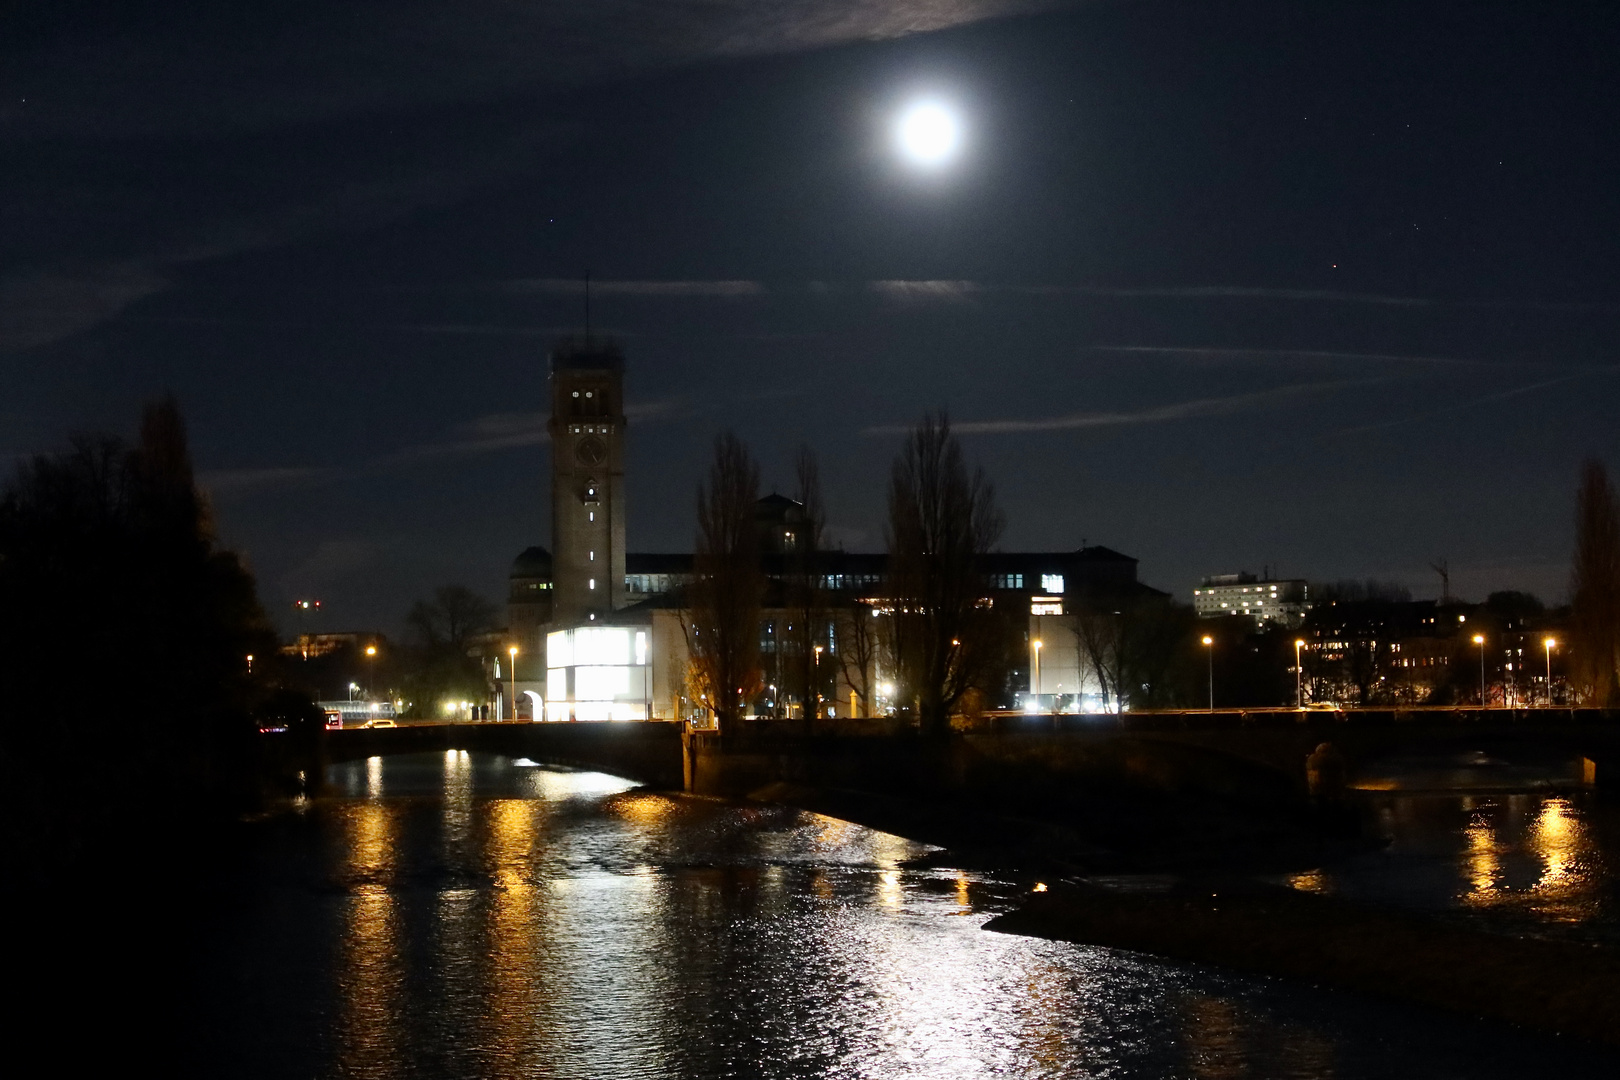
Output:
(1331, 371), (1609, 436)
(1094, 345), (1484, 367)
(864, 379), (1383, 436)
(868, 280), (982, 301)
(200, 396), (686, 498)
(505, 278), (766, 297)
(1044, 284), (1431, 306)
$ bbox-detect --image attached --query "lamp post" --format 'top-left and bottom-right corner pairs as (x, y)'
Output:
(1473, 634), (1487, 706)
(1032, 639), (1043, 707)
(813, 644), (824, 721)
(508, 645), (519, 721)
(364, 644), (376, 698)
(1544, 637), (1556, 706)
(1294, 639), (1305, 709)
(1202, 635), (1214, 711)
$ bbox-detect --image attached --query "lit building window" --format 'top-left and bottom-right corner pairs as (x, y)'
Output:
(1041, 573), (1065, 594)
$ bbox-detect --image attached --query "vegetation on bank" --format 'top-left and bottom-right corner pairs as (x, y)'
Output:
(0, 400), (280, 876)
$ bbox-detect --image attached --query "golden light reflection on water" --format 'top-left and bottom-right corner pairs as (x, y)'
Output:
(877, 868), (903, 909)
(484, 799), (545, 1074)
(1287, 869), (1329, 894)
(442, 749), (473, 849)
(336, 801), (401, 1077)
(1183, 995), (1246, 1080)
(1183, 994), (1340, 1079)
(1463, 809), (1501, 903)
(301, 753), (1607, 1080)
(1532, 797), (1576, 890)
(612, 790), (677, 825)
(808, 868), (833, 901)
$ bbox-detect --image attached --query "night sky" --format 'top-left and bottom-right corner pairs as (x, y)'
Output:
(6, 0), (1618, 635)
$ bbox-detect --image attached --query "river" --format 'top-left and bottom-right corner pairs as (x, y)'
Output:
(179, 750), (1613, 1077)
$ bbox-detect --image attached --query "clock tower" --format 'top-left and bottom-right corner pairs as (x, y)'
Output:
(548, 337), (627, 628)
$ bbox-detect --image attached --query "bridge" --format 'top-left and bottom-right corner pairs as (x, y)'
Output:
(312, 708), (1619, 866)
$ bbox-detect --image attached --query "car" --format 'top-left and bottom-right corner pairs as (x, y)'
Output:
(364, 718), (396, 729)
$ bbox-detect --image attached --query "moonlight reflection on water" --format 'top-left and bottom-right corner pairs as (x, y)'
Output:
(185, 752), (1612, 1078)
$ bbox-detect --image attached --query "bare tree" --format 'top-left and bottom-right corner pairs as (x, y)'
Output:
(406, 585), (496, 652)
(1071, 594), (1198, 712)
(834, 601), (880, 716)
(786, 445), (830, 726)
(884, 413), (1005, 736)
(1570, 458), (1620, 706)
(684, 432), (764, 729)
(1073, 606), (1123, 712)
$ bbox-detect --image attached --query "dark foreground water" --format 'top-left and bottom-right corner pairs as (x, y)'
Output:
(1280, 752), (1620, 945)
(181, 751), (1614, 1078)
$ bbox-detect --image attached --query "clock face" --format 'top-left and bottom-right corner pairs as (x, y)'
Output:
(575, 436), (607, 466)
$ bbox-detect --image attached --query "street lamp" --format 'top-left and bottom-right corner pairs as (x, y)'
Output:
(364, 643), (377, 698)
(1544, 637), (1556, 706)
(508, 645), (519, 721)
(1294, 639), (1305, 709)
(1473, 634), (1487, 706)
(1202, 635), (1214, 711)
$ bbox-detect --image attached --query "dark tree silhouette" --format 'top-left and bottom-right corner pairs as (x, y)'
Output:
(884, 413), (1005, 736)
(684, 432), (764, 729)
(1570, 459), (1620, 706)
(399, 585), (496, 716)
(0, 398), (275, 870)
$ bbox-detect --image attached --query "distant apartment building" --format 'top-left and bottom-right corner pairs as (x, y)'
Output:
(1192, 572), (1309, 626)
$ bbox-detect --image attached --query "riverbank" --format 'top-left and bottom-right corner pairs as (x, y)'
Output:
(985, 877), (1620, 1047)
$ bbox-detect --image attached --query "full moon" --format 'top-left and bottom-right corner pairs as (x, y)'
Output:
(895, 101), (962, 167)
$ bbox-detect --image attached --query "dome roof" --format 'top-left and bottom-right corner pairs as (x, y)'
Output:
(510, 545), (553, 578)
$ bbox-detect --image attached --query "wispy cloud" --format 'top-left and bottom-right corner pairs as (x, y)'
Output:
(1093, 345), (1482, 367)
(865, 379), (1381, 436)
(199, 466), (330, 494)
(10, 1), (1063, 139)
(868, 280), (982, 302)
(199, 396), (687, 497)
(861, 280), (1430, 306)
(1332, 370), (1610, 436)
(0, 264), (169, 353)
(505, 278), (766, 297)
(1044, 284), (1431, 306)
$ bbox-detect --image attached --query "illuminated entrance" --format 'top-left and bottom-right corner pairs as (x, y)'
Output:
(544, 624), (652, 721)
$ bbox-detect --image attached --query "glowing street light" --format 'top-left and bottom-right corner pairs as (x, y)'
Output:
(1473, 634), (1487, 706)
(1294, 639), (1306, 709)
(508, 645), (519, 721)
(1544, 637), (1557, 706)
(1202, 636), (1215, 711)
(1032, 639), (1043, 702)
